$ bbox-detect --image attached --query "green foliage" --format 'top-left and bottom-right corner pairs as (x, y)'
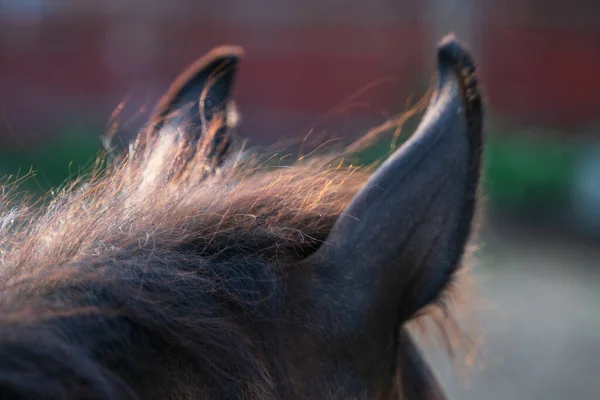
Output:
(0, 122), (589, 217)
(482, 131), (581, 212)
(0, 127), (101, 196)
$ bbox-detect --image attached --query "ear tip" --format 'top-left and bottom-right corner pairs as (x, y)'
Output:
(179, 45), (244, 83)
(435, 34), (481, 110)
(436, 34), (476, 76)
(204, 45), (245, 64)
(199, 46), (245, 70)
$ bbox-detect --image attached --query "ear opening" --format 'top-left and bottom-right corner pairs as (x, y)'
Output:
(138, 46), (244, 168)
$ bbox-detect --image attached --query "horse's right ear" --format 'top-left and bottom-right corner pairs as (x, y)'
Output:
(143, 46), (243, 164)
(309, 34), (483, 329)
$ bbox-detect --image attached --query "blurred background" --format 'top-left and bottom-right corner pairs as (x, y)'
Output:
(1, 1), (599, 398)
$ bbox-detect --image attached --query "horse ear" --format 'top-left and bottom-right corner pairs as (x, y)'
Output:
(144, 46), (243, 165)
(310, 35), (483, 325)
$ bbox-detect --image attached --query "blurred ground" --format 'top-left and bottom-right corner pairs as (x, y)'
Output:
(423, 225), (600, 399)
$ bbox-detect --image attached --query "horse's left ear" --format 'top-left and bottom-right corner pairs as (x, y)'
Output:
(144, 46), (243, 163)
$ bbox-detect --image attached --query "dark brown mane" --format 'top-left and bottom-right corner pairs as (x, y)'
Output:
(0, 115), (373, 398)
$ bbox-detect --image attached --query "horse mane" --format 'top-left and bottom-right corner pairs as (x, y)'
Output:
(0, 109), (480, 398)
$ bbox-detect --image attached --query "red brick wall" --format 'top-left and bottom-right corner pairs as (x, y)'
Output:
(0, 2), (598, 144)
(0, 16), (427, 142)
(480, 0), (600, 126)
(482, 24), (600, 126)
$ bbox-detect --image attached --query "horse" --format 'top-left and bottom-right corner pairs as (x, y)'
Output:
(0, 33), (483, 399)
